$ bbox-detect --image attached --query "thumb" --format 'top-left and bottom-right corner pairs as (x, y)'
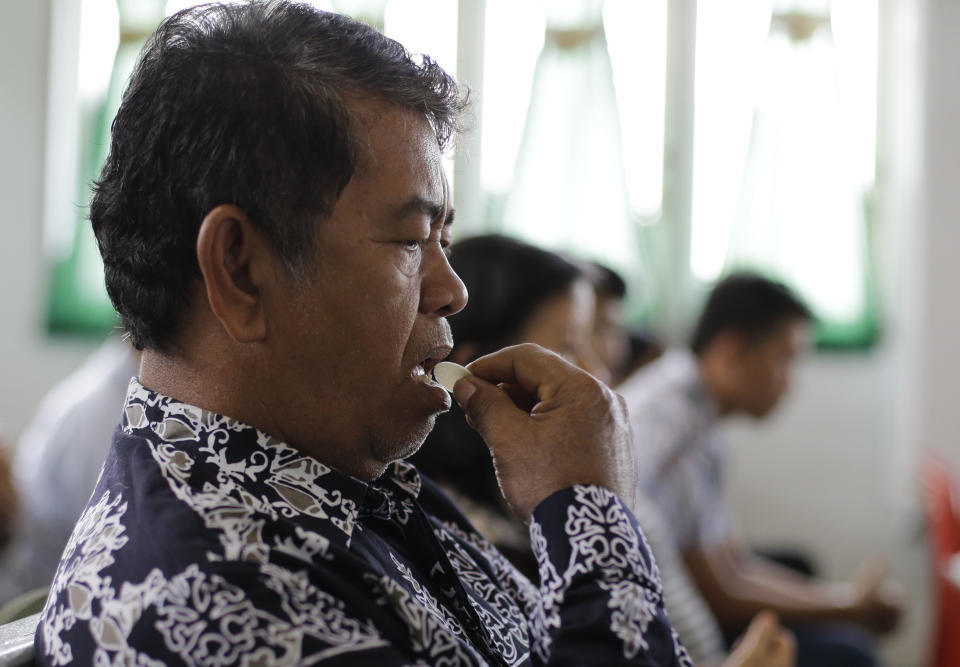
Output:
(855, 556), (889, 593)
(742, 610), (778, 645)
(453, 376), (528, 439)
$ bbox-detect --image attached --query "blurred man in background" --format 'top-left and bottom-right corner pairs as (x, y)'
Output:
(621, 272), (901, 667)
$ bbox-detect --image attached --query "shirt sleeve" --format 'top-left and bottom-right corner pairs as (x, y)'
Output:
(526, 485), (693, 666)
(690, 443), (732, 551)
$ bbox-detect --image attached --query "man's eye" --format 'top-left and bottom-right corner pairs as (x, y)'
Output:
(402, 240), (426, 252)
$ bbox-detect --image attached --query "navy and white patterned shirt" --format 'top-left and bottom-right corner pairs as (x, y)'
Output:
(35, 379), (691, 665)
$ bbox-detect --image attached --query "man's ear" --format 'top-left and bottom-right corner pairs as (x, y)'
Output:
(710, 329), (748, 367)
(196, 204), (271, 343)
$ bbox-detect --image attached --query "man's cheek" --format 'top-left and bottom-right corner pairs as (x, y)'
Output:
(387, 251), (422, 278)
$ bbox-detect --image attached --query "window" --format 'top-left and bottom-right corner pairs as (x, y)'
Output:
(47, 0), (460, 335)
(49, 0), (879, 347)
(47, 0), (168, 334)
(690, 0), (879, 347)
(483, 0), (667, 323)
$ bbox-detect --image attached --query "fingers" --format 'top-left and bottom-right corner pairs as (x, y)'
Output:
(465, 344), (580, 398)
(730, 612), (795, 667)
(879, 578), (906, 610)
(742, 610), (778, 645)
(852, 555), (903, 633)
(452, 374), (529, 441)
(871, 581), (905, 634)
(770, 627), (796, 666)
(855, 555), (890, 592)
(452, 342), (635, 519)
(497, 383), (538, 412)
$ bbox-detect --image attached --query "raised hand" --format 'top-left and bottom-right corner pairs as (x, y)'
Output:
(452, 343), (635, 521)
(724, 611), (796, 667)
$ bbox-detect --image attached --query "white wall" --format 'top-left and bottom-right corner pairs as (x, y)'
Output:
(0, 0), (98, 441)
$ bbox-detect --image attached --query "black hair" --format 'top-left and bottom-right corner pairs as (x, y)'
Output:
(585, 261), (627, 300)
(690, 272), (813, 355)
(91, 0), (468, 351)
(446, 234), (584, 358)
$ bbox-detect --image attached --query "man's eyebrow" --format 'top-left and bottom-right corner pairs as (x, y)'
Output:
(393, 196), (454, 226)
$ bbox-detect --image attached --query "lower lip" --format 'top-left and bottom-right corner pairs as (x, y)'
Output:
(413, 372), (452, 411)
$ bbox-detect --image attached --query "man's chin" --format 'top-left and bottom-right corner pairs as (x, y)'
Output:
(376, 414), (437, 466)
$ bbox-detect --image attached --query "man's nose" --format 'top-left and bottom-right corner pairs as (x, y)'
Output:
(420, 247), (468, 316)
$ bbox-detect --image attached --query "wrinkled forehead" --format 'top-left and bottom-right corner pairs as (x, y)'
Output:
(348, 97), (445, 173)
(333, 97), (451, 221)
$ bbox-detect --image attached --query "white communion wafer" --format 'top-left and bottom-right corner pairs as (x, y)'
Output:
(433, 361), (472, 393)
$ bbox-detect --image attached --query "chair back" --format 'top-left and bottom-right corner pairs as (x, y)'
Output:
(923, 456), (960, 667)
(0, 612), (38, 667)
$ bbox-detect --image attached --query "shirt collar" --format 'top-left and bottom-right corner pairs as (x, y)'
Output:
(121, 378), (422, 549)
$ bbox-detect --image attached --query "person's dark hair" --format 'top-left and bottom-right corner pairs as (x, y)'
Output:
(690, 272), (813, 355)
(446, 234), (584, 358)
(585, 262), (627, 300)
(91, 0), (468, 350)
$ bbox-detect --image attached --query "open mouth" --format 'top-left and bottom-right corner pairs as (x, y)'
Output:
(412, 347), (451, 385)
(413, 357), (442, 384)
(421, 357), (442, 376)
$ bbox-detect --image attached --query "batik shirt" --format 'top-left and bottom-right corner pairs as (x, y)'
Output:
(35, 379), (691, 666)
